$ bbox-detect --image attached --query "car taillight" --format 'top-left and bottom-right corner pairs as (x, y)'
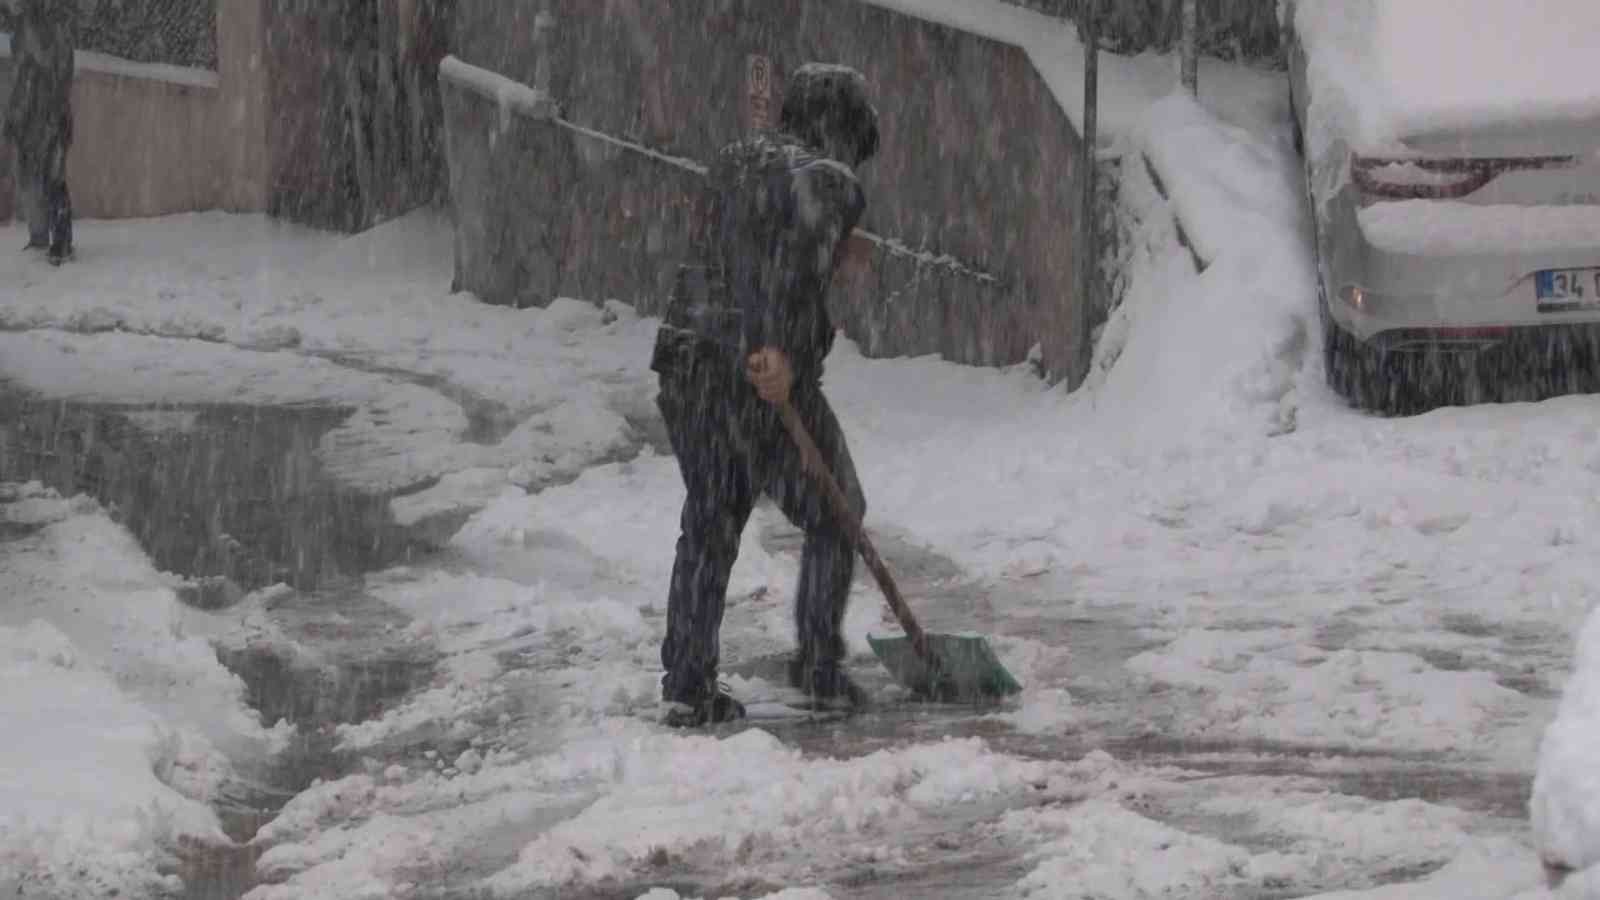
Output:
(1353, 155), (1576, 202)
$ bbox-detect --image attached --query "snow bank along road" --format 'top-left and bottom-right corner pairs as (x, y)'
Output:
(2, 75), (1598, 900)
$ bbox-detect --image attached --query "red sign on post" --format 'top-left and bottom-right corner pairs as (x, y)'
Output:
(747, 54), (773, 130)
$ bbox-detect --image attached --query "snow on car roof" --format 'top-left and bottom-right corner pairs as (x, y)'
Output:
(1294, 0), (1600, 154)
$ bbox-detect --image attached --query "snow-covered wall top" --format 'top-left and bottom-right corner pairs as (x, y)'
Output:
(76, 50), (220, 89)
(436, 56), (559, 124)
(0, 35), (218, 89)
(1292, 0), (1600, 154)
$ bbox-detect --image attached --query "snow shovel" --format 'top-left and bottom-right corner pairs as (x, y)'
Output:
(776, 399), (1023, 702)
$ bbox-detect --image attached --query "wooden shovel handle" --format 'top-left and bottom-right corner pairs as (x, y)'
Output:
(776, 399), (930, 660)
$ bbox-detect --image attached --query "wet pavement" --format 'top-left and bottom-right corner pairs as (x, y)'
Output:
(0, 385), (449, 899)
(0, 388), (437, 593)
(0, 383), (1548, 900)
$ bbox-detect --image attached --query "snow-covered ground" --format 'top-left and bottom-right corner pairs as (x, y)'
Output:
(0, 484), (292, 897)
(4, 45), (1600, 900)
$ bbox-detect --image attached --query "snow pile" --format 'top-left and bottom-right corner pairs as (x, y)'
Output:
(1196, 787), (1475, 881)
(243, 719), (1110, 898)
(1008, 798), (1252, 897)
(1127, 630), (1525, 753)
(1292, 0), (1600, 152)
(483, 726), (1083, 893)
(0, 484), (288, 896)
(333, 566), (662, 751)
(1531, 604), (1600, 875)
(0, 620), (212, 897)
(1306, 838), (1542, 900)
(1092, 92), (1311, 447)
(243, 758), (553, 899)
(634, 889), (832, 900)
(636, 883), (838, 890)
(1003, 781), (1537, 899)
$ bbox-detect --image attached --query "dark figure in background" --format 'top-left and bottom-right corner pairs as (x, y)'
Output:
(650, 63), (880, 727)
(3, 0), (75, 264)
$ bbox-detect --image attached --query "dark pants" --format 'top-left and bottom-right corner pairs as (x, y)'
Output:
(16, 143), (71, 256)
(656, 352), (864, 703)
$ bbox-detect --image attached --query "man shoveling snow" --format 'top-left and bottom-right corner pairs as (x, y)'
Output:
(649, 63), (880, 727)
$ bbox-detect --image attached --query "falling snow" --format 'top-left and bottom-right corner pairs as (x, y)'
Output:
(4, 2), (1600, 899)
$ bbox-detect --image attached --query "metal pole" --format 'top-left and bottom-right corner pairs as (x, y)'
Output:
(1180, 0), (1198, 96)
(1077, 0), (1099, 387)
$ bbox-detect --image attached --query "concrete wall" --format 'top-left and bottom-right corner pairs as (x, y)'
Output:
(260, 0), (351, 228)
(262, 0), (455, 232)
(441, 73), (703, 314)
(217, 0), (270, 213)
(449, 0), (1087, 380)
(66, 61), (223, 219)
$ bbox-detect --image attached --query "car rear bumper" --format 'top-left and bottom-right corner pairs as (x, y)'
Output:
(1330, 278), (1600, 345)
(1326, 202), (1600, 345)
(1362, 322), (1600, 358)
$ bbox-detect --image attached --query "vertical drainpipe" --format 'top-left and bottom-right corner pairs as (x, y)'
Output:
(533, 8), (555, 95)
(1076, 0), (1099, 387)
(1180, 0), (1198, 96)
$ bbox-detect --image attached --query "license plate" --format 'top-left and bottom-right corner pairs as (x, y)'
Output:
(1536, 268), (1600, 312)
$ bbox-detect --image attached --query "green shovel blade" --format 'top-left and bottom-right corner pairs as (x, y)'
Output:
(868, 632), (1023, 702)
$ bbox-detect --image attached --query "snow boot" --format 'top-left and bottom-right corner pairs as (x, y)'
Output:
(788, 656), (869, 710)
(661, 680), (746, 728)
(45, 183), (71, 266)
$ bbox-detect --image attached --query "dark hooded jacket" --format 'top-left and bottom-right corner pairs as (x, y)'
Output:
(656, 132), (866, 387)
(3, 0), (75, 165)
